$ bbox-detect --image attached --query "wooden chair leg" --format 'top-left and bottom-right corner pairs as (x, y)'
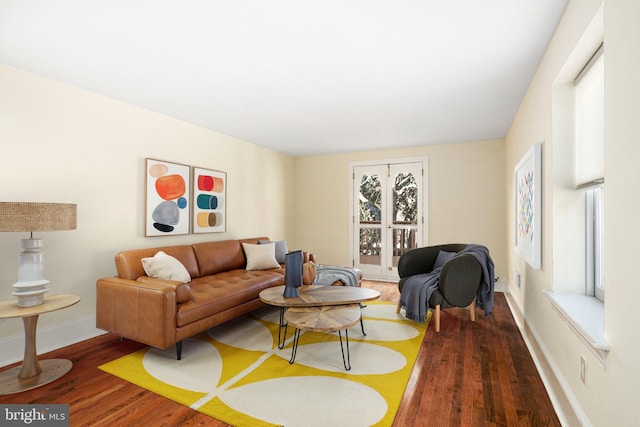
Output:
(396, 301), (401, 313)
(434, 304), (441, 332)
(469, 297), (477, 322)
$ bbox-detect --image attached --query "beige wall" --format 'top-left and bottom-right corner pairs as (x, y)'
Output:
(294, 139), (507, 280)
(0, 64), (295, 338)
(505, 0), (640, 425)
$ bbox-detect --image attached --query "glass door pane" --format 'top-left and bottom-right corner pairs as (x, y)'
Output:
(388, 164), (421, 274)
(354, 166), (386, 277)
(359, 228), (381, 266)
(392, 228), (417, 267)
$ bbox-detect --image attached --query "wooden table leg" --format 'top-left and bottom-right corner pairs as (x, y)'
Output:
(0, 314), (73, 395)
(18, 315), (42, 379)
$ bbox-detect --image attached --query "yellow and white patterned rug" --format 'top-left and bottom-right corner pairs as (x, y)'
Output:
(99, 301), (428, 427)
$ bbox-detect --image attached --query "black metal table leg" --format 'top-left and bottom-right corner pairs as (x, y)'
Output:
(277, 307), (288, 349)
(339, 329), (352, 371)
(289, 328), (352, 371)
(284, 304), (362, 371)
(289, 328), (301, 364)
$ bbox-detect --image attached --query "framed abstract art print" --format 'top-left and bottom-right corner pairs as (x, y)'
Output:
(192, 166), (226, 233)
(145, 158), (191, 236)
(514, 143), (542, 269)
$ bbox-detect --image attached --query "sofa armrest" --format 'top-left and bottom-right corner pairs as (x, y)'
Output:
(330, 267), (362, 287)
(318, 264), (362, 286)
(135, 276), (191, 303)
(96, 276), (178, 349)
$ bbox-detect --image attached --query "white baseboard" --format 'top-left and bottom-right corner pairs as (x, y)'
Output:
(504, 290), (590, 427)
(0, 315), (106, 368)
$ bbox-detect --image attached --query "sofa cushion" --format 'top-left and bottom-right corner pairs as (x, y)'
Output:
(242, 242), (280, 270)
(176, 270), (284, 326)
(141, 251), (192, 282)
(192, 240), (246, 276)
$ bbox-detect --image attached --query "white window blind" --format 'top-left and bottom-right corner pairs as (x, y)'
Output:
(575, 45), (605, 302)
(574, 49), (604, 186)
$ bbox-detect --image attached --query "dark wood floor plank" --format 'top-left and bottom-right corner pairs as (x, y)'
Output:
(0, 281), (560, 427)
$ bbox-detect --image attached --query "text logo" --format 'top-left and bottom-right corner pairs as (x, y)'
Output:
(1, 405), (69, 426)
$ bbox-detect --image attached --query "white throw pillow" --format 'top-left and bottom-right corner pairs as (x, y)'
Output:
(242, 242), (280, 270)
(258, 239), (288, 264)
(141, 251), (191, 282)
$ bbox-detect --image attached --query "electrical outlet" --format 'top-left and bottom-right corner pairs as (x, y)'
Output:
(580, 355), (588, 385)
(514, 271), (521, 288)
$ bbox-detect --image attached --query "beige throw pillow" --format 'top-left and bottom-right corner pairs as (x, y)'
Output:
(258, 239), (288, 264)
(242, 242), (280, 270)
(141, 251), (191, 282)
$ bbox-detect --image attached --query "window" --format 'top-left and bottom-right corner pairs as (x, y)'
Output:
(586, 186), (604, 300)
(575, 45), (605, 302)
(548, 10), (607, 363)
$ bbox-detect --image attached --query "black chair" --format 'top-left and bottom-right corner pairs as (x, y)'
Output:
(396, 244), (483, 331)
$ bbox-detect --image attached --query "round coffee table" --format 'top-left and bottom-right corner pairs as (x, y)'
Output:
(285, 304), (361, 370)
(259, 285), (380, 308)
(259, 285), (380, 349)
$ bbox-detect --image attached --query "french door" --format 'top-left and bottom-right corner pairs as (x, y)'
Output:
(351, 159), (427, 281)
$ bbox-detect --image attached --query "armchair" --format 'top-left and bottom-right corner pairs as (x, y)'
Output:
(396, 244), (484, 332)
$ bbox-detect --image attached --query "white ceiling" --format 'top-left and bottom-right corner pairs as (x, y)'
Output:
(0, 0), (568, 156)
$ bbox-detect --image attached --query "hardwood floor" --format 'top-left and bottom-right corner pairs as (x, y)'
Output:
(0, 281), (560, 426)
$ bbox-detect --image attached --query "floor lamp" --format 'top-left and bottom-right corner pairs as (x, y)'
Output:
(0, 202), (77, 307)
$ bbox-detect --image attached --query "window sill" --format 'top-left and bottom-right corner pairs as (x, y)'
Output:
(543, 290), (608, 366)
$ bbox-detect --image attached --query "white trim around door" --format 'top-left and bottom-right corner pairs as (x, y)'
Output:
(349, 156), (428, 281)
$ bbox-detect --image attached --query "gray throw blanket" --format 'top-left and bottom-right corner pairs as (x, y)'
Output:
(400, 244), (495, 323)
(400, 269), (442, 323)
(313, 265), (360, 287)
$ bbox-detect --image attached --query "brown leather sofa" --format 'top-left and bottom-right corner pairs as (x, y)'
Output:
(96, 237), (315, 359)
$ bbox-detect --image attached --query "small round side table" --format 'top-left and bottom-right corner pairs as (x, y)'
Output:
(0, 294), (80, 395)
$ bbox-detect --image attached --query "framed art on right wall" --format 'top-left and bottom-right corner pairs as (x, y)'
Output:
(514, 143), (542, 270)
